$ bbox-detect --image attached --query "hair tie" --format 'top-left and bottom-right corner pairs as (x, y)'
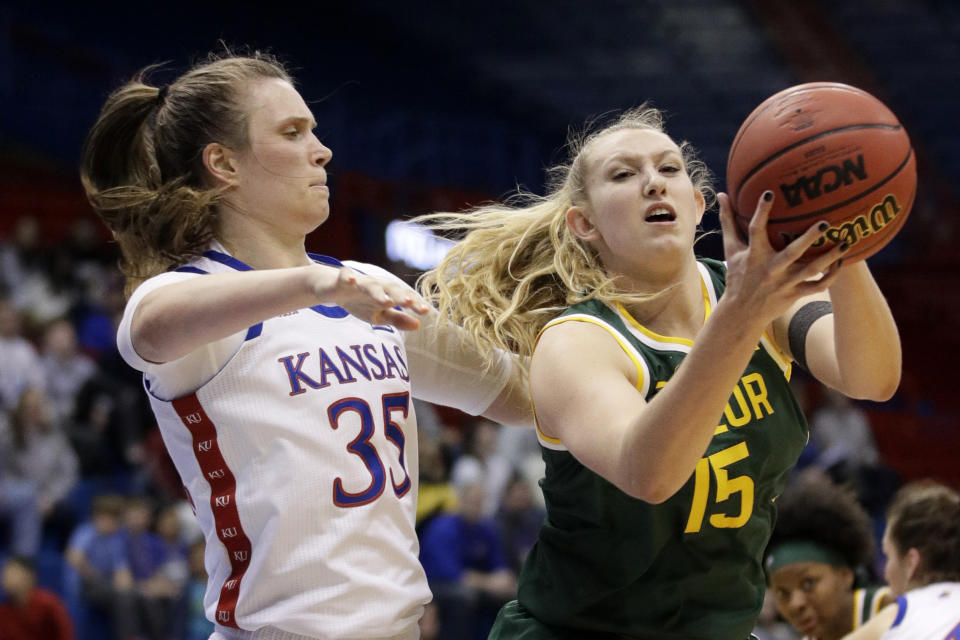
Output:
(156, 85), (169, 106)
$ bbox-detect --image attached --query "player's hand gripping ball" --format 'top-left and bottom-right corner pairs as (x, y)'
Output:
(726, 82), (916, 263)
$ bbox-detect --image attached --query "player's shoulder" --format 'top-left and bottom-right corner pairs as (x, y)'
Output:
(555, 297), (616, 323)
(128, 269), (204, 304)
(541, 301), (631, 353)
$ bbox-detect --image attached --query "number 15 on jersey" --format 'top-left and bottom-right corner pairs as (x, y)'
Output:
(684, 441), (754, 533)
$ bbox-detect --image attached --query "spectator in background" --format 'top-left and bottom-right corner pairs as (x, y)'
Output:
(122, 496), (181, 640)
(842, 481), (960, 639)
(155, 502), (190, 585)
(61, 217), (115, 290)
(419, 481), (517, 640)
(808, 389), (878, 474)
(0, 217), (37, 290)
(496, 424), (546, 511)
(787, 374), (820, 475)
(2, 217), (76, 330)
(495, 421), (541, 474)
(74, 269), (126, 362)
(495, 473), (545, 576)
(808, 389), (899, 519)
(69, 368), (147, 478)
(1, 387), (80, 548)
(764, 472), (891, 640)
(39, 318), (98, 424)
(0, 409), (42, 559)
(65, 493), (136, 640)
(138, 426), (186, 500)
(67, 271), (152, 480)
(0, 555), (73, 640)
(34, 244), (82, 327)
(0, 480), (42, 559)
(417, 433), (459, 536)
(154, 501), (191, 639)
(184, 539), (214, 640)
(451, 419), (515, 517)
(0, 297), (45, 411)
(0, 216), (45, 306)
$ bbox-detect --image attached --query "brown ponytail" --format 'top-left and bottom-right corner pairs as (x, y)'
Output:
(80, 52), (291, 296)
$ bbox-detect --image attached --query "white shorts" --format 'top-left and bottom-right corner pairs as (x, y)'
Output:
(210, 624), (419, 640)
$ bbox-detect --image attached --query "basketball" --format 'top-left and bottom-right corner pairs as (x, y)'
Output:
(726, 82), (916, 263)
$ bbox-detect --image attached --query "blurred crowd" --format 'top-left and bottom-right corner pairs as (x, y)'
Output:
(0, 212), (928, 640)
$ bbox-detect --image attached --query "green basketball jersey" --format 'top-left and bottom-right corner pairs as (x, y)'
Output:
(497, 259), (809, 640)
(853, 585), (891, 629)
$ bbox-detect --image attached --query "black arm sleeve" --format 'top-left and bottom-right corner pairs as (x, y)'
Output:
(787, 300), (833, 371)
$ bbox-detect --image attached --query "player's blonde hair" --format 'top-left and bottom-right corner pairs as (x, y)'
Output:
(416, 105), (714, 376)
(80, 51), (291, 296)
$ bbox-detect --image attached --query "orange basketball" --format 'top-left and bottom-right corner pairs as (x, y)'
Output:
(726, 82), (916, 263)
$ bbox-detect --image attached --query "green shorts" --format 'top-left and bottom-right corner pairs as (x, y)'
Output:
(488, 601), (580, 640)
(488, 600), (760, 640)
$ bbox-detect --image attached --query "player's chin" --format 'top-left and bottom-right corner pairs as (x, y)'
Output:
(309, 205), (331, 227)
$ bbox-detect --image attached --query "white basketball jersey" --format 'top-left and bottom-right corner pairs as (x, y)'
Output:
(145, 250), (428, 639)
(882, 582), (960, 640)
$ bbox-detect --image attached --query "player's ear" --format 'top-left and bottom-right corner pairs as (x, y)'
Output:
(567, 205), (601, 242)
(905, 547), (922, 583)
(203, 142), (240, 188)
(695, 189), (706, 225)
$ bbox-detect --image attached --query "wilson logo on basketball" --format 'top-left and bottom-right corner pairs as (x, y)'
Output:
(811, 194), (902, 249)
(780, 154), (867, 207)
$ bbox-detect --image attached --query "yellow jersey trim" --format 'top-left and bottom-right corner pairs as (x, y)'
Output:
(852, 586), (891, 629)
(534, 314), (650, 450)
(614, 267), (712, 348)
(759, 330), (793, 381)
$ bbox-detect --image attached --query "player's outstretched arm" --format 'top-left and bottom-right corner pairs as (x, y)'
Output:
(789, 262), (901, 401)
(769, 221), (902, 400)
(132, 264), (429, 364)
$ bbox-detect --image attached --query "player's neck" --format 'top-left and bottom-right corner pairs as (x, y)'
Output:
(620, 262), (705, 340)
(217, 224), (310, 270)
(818, 602), (855, 640)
